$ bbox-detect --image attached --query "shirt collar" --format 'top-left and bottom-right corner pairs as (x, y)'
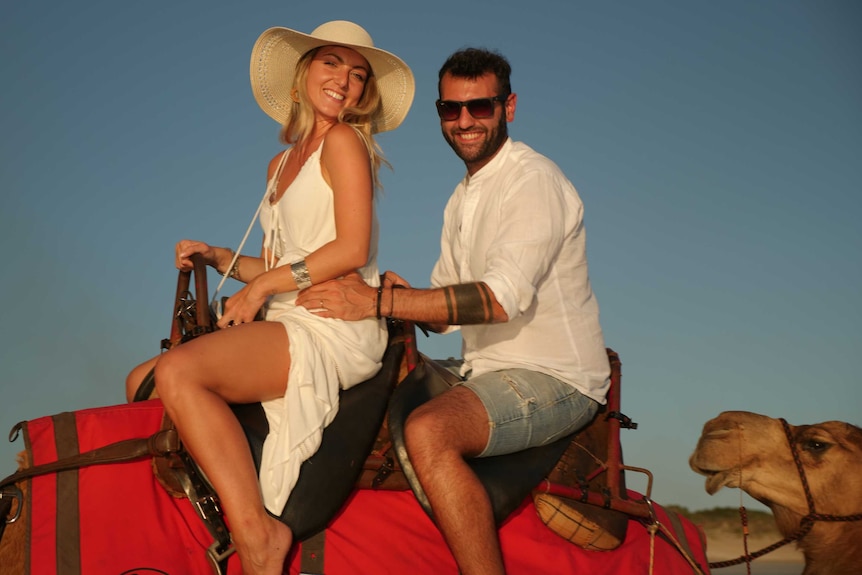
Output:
(465, 138), (513, 184)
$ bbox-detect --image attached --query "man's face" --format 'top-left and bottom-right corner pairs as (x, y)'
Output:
(438, 72), (516, 175)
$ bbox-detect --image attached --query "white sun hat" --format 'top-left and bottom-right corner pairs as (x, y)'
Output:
(250, 20), (415, 133)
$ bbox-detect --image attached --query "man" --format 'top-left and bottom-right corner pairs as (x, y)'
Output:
(297, 47), (610, 575)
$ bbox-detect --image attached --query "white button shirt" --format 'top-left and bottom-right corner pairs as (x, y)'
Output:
(431, 139), (610, 404)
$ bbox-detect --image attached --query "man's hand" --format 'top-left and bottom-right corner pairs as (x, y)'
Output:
(381, 270), (411, 289)
(296, 271), (377, 321)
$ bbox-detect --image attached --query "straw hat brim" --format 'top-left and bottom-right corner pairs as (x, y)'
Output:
(250, 21), (415, 133)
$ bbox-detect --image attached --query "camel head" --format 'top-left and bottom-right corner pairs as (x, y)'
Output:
(689, 411), (862, 516)
(690, 411), (862, 575)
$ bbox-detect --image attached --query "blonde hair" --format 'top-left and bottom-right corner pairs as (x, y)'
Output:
(280, 47), (390, 190)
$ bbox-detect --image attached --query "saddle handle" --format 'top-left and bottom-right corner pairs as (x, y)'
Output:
(168, 253), (211, 348)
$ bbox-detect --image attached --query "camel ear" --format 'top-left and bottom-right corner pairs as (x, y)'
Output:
(15, 451), (30, 469)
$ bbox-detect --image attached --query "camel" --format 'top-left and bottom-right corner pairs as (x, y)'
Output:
(690, 411), (862, 575)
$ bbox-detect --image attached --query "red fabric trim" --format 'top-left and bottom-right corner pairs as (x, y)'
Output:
(27, 414), (59, 575)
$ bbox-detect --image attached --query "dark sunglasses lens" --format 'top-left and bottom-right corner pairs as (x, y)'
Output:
(437, 98), (499, 120)
(437, 101), (461, 120)
(466, 99), (495, 118)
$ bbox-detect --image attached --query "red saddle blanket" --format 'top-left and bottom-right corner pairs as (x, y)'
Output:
(287, 490), (711, 574)
(18, 400), (234, 575)
(13, 401), (710, 575)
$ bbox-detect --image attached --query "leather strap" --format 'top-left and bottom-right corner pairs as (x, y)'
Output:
(665, 509), (698, 561)
(53, 412), (81, 575)
(299, 530), (326, 574)
(0, 427), (179, 491)
(168, 449), (235, 572)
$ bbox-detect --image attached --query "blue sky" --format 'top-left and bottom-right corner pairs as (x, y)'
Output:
(1, 1), (859, 514)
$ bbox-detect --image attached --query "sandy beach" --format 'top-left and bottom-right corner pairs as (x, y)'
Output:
(703, 528), (804, 574)
(712, 564), (803, 575)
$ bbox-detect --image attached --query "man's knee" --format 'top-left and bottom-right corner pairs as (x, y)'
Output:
(403, 407), (441, 454)
(404, 389), (490, 458)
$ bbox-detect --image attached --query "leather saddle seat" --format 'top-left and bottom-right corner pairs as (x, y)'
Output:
(230, 324), (406, 541)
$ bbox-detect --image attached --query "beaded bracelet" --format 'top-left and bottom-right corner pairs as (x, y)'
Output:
(218, 248), (240, 280)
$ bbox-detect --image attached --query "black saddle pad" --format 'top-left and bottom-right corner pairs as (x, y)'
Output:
(232, 335), (405, 541)
(387, 358), (575, 525)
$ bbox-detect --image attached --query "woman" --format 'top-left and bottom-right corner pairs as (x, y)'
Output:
(125, 21), (413, 575)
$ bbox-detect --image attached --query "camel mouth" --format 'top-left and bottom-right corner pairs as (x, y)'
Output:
(702, 470), (736, 495)
(690, 453), (738, 495)
(690, 423), (744, 495)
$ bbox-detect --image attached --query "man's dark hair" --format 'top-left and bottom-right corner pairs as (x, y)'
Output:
(438, 48), (512, 97)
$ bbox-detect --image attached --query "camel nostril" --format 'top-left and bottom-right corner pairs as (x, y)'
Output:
(703, 428), (733, 440)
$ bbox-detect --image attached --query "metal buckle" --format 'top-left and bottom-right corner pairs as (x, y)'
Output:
(1, 486), (23, 524)
(206, 540), (236, 575)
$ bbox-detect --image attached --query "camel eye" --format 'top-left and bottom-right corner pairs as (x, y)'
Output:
(801, 439), (830, 454)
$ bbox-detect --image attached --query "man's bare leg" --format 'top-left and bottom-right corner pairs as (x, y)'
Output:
(404, 386), (505, 575)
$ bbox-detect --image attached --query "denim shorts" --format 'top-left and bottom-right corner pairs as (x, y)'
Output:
(458, 368), (600, 458)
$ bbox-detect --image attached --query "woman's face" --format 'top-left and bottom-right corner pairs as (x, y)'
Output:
(305, 45), (370, 122)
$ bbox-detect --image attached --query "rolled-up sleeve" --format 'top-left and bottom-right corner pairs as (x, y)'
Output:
(430, 193), (461, 289)
(482, 169), (568, 320)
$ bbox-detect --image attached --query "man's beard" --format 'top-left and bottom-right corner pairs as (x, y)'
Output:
(443, 114), (508, 168)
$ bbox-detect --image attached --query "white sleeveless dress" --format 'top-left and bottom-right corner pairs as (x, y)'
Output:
(256, 143), (387, 514)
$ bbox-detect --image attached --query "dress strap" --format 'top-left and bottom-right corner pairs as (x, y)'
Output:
(268, 148), (292, 204)
(263, 148), (292, 271)
(211, 148), (291, 304)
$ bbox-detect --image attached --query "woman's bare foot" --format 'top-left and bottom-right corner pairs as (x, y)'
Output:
(233, 514), (293, 575)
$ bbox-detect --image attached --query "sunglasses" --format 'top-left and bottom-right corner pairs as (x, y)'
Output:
(435, 95), (508, 121)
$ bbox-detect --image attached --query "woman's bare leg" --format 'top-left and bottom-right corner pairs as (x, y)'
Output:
(125, 357), (159, 402)
(154, 321), (294, 575)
